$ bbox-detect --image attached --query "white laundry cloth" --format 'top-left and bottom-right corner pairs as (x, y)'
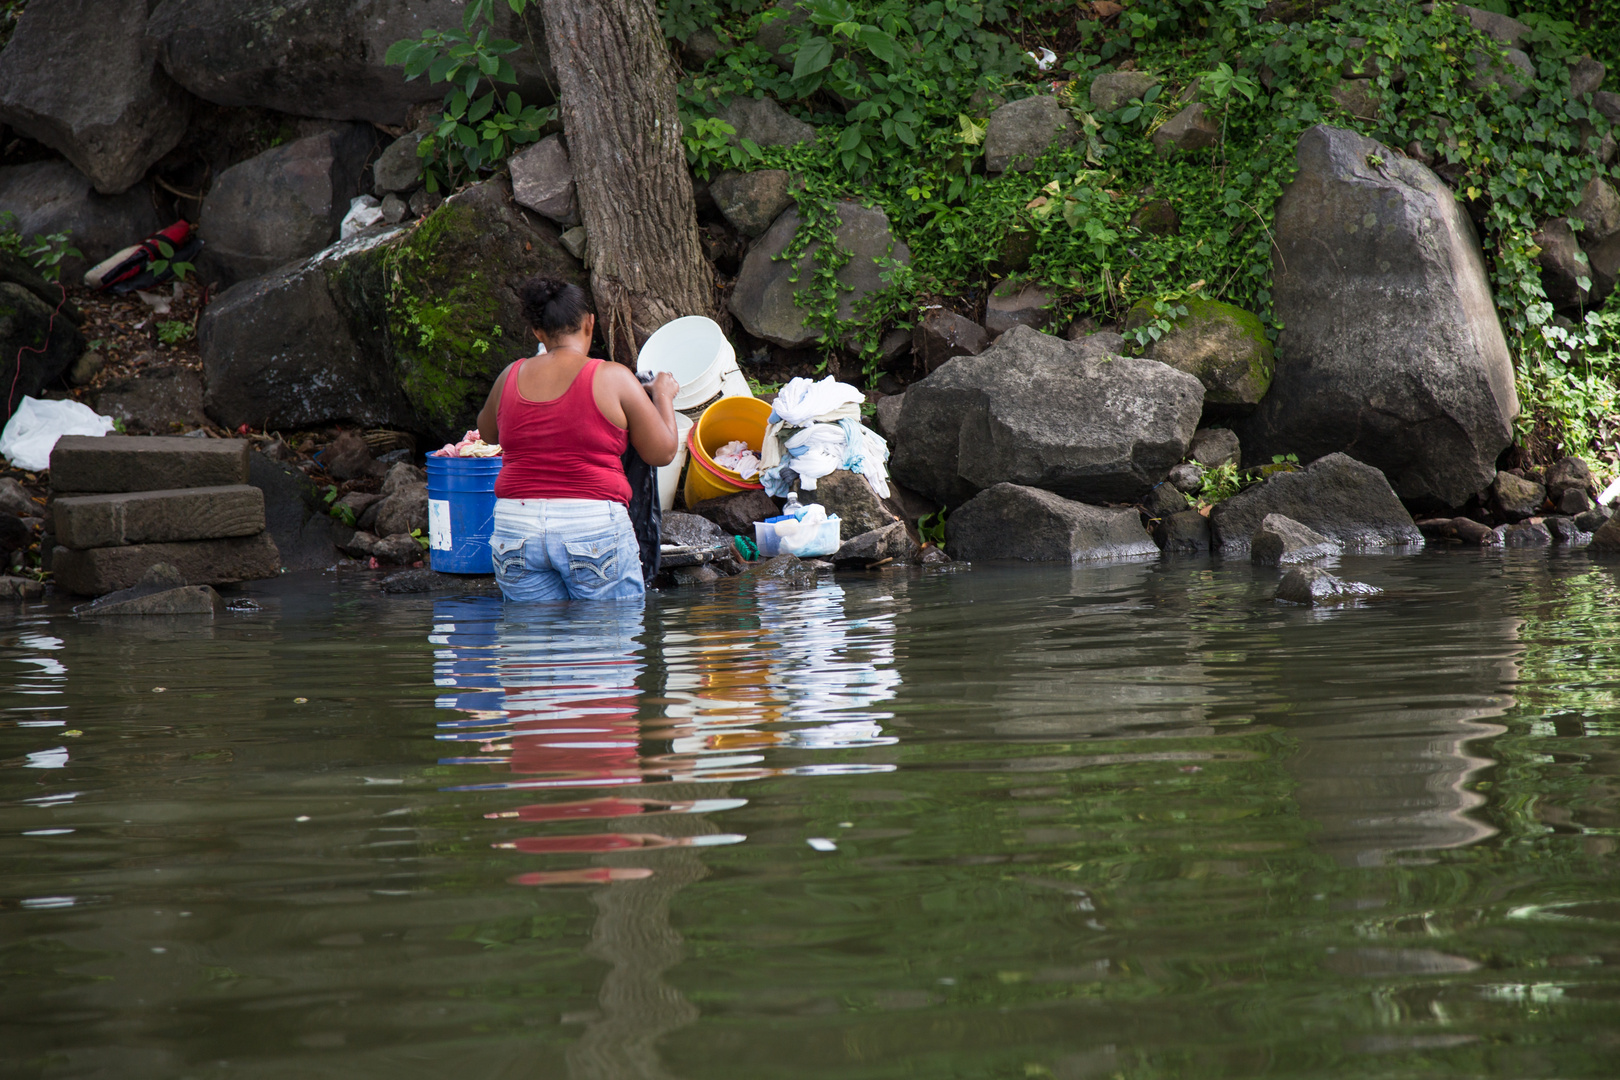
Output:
(761, 376), (865, 470)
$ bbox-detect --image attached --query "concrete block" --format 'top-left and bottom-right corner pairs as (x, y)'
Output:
(53, 485), (265, 550)
(50, 532), (281, 595)
(49, 436), (250, 493)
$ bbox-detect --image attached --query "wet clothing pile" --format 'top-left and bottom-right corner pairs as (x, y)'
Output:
(758, 376), (891, 499)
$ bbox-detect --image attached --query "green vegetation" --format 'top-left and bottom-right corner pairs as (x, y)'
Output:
(667, 0), (1620, 468)
(155, 319), (191, 346)
(1196, 452), (1298, 507)
(385, 0), (554, 193)
(0, 211), (79, 283)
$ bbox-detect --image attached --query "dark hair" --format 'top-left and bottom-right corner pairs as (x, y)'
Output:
(518, 276), (592, 335)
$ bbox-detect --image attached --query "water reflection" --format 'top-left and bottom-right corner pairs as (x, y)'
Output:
(428, 582), (905, 1078)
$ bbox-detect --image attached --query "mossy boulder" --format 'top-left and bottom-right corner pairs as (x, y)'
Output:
(381, 178), (585, 441)
(201, 178), (582, 439)
(1124, 297), (1274, 413)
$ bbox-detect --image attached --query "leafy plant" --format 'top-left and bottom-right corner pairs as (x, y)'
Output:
(1196, 461), (1245, 506)
(0, 212), (81, 283)
(385, 0), (554, 192)
(156, 320), (191, 346)
(410, 528), (431, 552)
(149, 239), (193, 283)
(918, 508), (946, 547)
(683, 116), (762, 178)
(322, 485), (358, 528)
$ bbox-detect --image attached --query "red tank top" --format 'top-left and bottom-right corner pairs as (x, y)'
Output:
(493, 356), (632, 504)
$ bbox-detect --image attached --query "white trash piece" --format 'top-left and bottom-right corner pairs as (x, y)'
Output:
(775, 503), (841, 558)
(637, 316), (749, 411)
(340, 194), (384, 239)
(0, 396), (116, 472)
(1599, 474), (1620, 507)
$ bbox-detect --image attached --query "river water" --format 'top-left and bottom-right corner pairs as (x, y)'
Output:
(2, 551), (1618, 1078)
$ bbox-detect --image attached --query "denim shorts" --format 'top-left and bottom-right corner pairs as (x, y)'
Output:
(490, 498), (645, 602)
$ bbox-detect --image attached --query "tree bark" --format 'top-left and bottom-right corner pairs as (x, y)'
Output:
(539, 0), (712, 365)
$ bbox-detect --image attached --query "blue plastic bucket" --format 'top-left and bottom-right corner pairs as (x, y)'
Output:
(425, 456), (503, 574)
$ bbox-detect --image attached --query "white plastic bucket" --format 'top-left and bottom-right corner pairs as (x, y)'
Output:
(658, 412), (695, 512)
(638, 316), (746, 411)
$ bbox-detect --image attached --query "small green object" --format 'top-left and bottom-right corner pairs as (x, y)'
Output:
(733, 535), (759, 561)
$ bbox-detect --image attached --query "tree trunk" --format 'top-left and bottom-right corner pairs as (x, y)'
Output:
(539, 0), (712, 365)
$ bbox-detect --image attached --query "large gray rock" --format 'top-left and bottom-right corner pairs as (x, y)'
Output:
(1250, 513), (1341, 565)
(1238, 126), (1518, 511)
(0, 161), (162, 283)
(913, 309), (987, 372)
(197, 125), (374, 286)
(1573, 176), (1620, 243)
(709, 169), (793, 238)
(1469, 46), (1534, 101)
(1089, 71), (1159, 112)
(1570, 56), (1606, 98)
(946, 483), (1158, 563)
(0, 0), (191, 194)
(983, 95), (1078, 174)
(1275, 567), (1381, 606)
(1124, 297), (1273, 411)
(832, 521), (917, 566)
(1534, 217), (1592, 310)
(1209, 452), (1422, 553)
(983, 282), (1055, 336)
(1490, 471), (1545, 521)
(891, 324), (1204, 507)
(720, 95), (815, 147)
(249, 451), (342, 572)
(1188, 428), (1240, 469)
(1151, 103), (1221, 156)
(795, 470), (899, 541)
(0, 284), (88, 421)
(373, 131), (425, 195)
(509, 135), (578, 226)
(87, 366), (209, 434)
(1450, 3), (1530, 48)
(147, 0), (554, 125)
(728, 203), (910, 348)
(373, 483), (428, 538)
(201, 227), (415, 433)
(202, 178), (584, 440)
(689, 489), (780, 535)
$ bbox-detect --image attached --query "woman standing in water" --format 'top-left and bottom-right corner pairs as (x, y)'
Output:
(478, 277), (680, 600)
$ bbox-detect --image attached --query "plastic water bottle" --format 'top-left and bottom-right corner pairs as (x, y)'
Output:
(782, 492), (808, 519)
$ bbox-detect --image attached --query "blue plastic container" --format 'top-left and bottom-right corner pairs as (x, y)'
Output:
(425, 456), (503, 574)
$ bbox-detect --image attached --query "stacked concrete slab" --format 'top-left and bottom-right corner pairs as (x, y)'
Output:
(48, 436), (281, 595)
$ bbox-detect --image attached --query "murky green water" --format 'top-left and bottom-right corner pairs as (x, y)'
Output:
(3, 552), (1620, 1078)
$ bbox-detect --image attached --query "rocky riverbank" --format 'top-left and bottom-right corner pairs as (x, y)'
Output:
(3, 2), (1620, 599)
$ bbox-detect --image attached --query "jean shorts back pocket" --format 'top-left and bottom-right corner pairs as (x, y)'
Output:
(564, 533), (620, 586)
(492, 536), (528, 582)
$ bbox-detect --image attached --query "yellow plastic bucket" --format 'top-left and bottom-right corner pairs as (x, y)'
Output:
(683, 395), (773, 506)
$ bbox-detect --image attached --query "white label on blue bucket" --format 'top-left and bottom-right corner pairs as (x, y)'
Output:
(428, 499), (452, 550)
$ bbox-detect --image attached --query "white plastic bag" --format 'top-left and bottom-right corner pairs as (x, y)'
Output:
(340, 195), (384, 239)
(0, 396), (116, 471)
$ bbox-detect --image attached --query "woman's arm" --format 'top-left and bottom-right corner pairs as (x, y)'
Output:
(477, 364), (513, 445)
(607, 366), (680, 466)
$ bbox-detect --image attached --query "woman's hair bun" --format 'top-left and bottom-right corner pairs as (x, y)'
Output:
(518, 276), (592, 336)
